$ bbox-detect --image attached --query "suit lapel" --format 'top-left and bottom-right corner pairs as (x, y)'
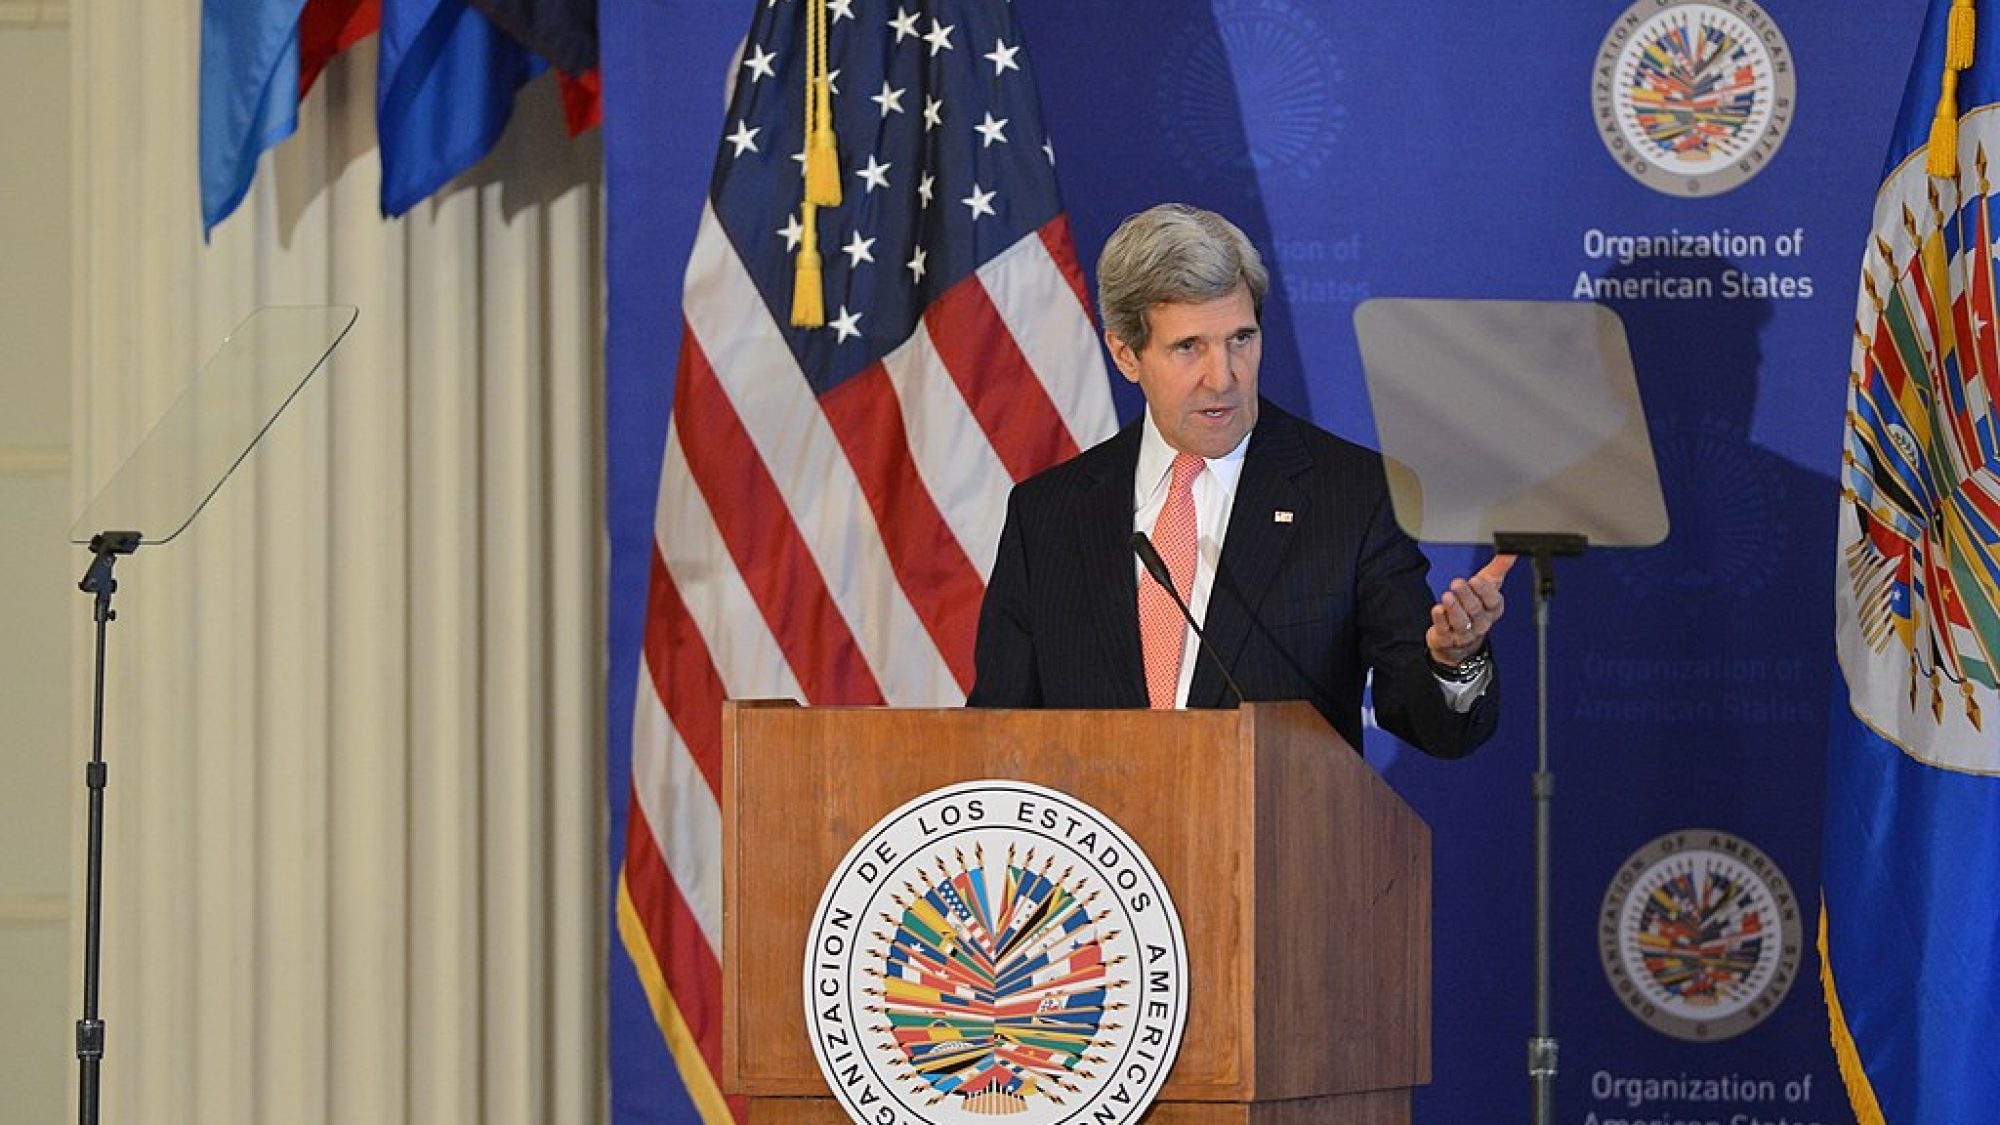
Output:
(1079, 425), (1149, 707)
(1190, 405), (1309, 708)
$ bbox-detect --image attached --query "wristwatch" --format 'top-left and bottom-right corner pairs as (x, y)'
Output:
(1430, 644), (1491, 684)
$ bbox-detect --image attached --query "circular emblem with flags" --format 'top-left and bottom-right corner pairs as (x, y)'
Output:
(804, 780), (1189, 1124)
(1592, 0), (1795, 197)
(1841, 108), (2000, 776)
(1598, 830), (1801, 1042)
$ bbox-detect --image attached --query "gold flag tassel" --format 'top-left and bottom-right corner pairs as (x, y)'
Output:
(1929, 0), (1977, 177)
(792, 203), (826, 327)
(803, 0), (842, 206)
(1950, 0), (1977, 68)
(790, 0), (836, 326)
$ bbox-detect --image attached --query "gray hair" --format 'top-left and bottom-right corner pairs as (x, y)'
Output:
(1096, 204), (1270, 351)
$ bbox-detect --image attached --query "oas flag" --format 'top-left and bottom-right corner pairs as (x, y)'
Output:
(1825, 2), (2000, 1121)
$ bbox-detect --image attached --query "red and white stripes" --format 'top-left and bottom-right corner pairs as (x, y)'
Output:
(621, 204), (1113, 1120)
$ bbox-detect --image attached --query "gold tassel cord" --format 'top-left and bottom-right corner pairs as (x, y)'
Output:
(793, 203), (826, 327)
(791, 0), (838, 327)
(804, 0), (842, 206)
(1929, 1), (1976, 177)
(1950, 0), (1977, 69)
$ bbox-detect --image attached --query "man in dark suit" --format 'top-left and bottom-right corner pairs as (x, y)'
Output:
(968, 204), (1511, 758)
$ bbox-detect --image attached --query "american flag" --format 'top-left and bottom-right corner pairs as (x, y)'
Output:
(617, 0), (1115, 1119)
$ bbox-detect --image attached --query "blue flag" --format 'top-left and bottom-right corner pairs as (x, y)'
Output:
(376, 0), (544, 217)
(1824, 3), (2000, 1121)
(199, 0), (306, 233)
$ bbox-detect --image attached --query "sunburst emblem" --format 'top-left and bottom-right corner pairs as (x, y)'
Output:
(868, 845), (1124, 1115)
(1611, 416), (1781, 609)
(1157, 0), (1344, 182)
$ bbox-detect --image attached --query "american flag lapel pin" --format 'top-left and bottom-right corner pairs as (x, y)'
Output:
(1274, 510), (1294, 523)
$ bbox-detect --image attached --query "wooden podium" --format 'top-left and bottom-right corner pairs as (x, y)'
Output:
(721, 700), (1431, 1124)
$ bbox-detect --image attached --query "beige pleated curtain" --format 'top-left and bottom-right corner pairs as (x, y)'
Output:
(70, 4), (604, 1121)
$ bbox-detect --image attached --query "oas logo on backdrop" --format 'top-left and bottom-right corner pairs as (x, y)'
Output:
(1599, 830), (1802, 1041)
(1157, 0), (1345, 182)
(1592, 0), (1795, 197)
(805, 780), (1189, 1124)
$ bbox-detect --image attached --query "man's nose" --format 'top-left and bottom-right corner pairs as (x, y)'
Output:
(1200, 346), (1236, 390)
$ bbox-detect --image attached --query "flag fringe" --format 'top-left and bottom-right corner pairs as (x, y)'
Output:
(1818, 899), (1889, 1125)
(617, 874), (739, 1124)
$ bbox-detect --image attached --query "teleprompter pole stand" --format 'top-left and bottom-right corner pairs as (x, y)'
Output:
(75, 530), (139, 1125)
(1492, 530), (1586, 1125)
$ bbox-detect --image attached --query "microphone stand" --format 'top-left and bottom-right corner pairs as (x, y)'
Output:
(1493, 530), (1584, 1125)
(75, 530), (140, 1125)
(1130, 531), (1246, 705)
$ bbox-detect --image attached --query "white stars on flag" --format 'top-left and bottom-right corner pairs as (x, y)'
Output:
(717, 0), (1061, 347)
(985, 40), (1020, 75)
(962, 184), (996, 220)
(843, 229), (877, 267)
(856, 154), (892, 193)
(830, 304), (863, 342)
(872, 81), (906, 117)
(925, 19), (955, 55)
(976, 112), (1009, 147)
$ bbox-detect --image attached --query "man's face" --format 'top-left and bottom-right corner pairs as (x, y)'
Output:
(1108, 282), (1262, 459)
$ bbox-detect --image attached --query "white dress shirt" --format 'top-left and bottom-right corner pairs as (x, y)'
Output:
(1131, 410), (1487, 711)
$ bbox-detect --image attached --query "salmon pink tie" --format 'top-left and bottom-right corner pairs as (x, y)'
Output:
(1140, 453), (1204, 708)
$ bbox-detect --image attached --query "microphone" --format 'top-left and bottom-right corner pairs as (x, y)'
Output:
(1130, 531), (1246, 706)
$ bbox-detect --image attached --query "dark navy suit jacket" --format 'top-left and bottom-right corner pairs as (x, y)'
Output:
(968, 400), (1498, 758)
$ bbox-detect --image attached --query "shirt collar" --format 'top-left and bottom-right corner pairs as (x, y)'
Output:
(1134, 406), (1253, 507)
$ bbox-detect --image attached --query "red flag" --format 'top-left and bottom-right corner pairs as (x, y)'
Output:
(298, 0), (379, 97)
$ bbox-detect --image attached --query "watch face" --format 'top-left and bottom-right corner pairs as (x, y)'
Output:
(1435, 649), (1489, 682)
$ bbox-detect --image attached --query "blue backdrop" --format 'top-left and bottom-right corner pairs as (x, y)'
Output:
(604, 2), (1922, 1120)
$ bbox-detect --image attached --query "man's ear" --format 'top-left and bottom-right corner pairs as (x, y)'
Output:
(1106, 332), (1141, 384)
